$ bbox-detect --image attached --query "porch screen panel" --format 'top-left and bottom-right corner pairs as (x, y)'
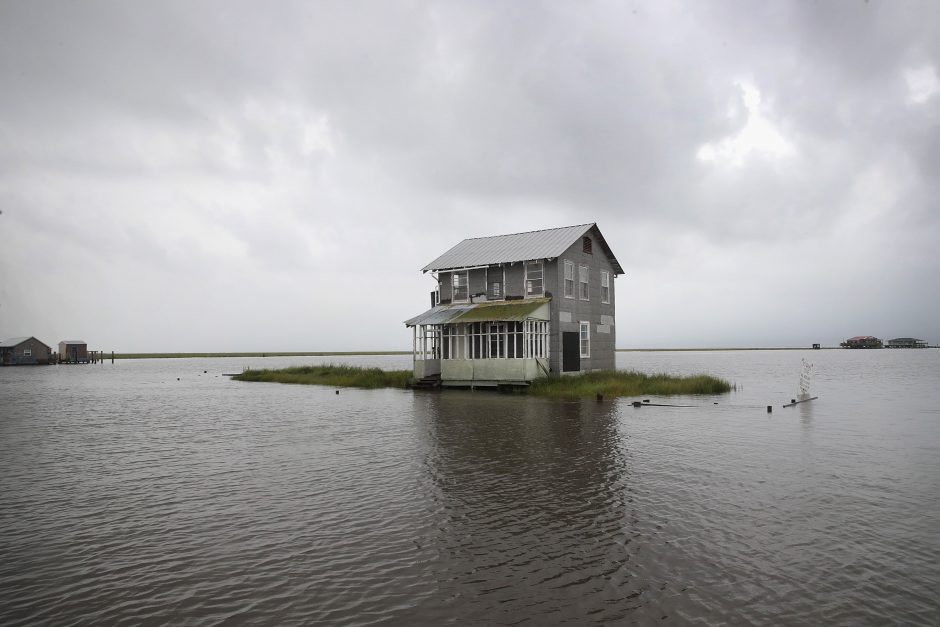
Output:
(489, 323), (505, 358)
(523, 320), (549, 359)
(469, 322), (485, 359)
(441, 324), (467, 360)
(507, 321), (523, 358)
(415, 324), (441, 360)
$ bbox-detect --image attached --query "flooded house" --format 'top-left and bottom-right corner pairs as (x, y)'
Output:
(405, 223), (623, 387)
(840, 336), (884, 349)
(0, 337), (53, 365)
(886, 337), (928, 349)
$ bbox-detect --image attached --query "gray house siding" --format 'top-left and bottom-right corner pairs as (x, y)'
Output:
(548, 227), (617, 373)
(544, 261), (559, 298)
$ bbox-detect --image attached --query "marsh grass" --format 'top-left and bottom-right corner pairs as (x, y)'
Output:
(232, 364), (731, 399)
(232, 364), (413, 389)
(528, 370), (732, 399)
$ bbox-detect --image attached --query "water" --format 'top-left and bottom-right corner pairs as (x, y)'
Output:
(1, 350), (938, 625)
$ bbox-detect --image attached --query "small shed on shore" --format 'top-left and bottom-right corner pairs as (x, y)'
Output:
(1, 337), (53, 365)
(58, 340), (89, 363)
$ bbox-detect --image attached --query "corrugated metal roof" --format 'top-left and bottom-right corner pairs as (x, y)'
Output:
(454, 298), (550, 322)
(405, 298), (551, 327)
(422, 223), (623, 274)
(404, 302), (475, 327)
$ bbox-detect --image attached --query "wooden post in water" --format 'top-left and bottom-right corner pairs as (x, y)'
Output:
(111, 351), (114, 364)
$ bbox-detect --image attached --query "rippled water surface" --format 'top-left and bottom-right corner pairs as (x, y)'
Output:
(1, 350), (939, 625)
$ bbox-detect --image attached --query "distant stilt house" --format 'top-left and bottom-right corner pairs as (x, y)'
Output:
(886, 337), (928, 349)
(0, 337), (53, 365)
(840, 336), (883, 349)
(405, 223), (623, 387)
(58, 340), (89, 363)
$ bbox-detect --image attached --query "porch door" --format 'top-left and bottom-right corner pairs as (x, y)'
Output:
(562, 332), (580, 372)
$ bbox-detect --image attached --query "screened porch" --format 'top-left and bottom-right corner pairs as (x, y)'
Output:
(406, 298), (551, 385)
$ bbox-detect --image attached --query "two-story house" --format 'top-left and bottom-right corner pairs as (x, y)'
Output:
(405, 223), (623, 387)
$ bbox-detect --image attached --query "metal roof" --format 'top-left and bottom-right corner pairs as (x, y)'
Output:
(0, 336), (50, 349)
(421, 223), (623, 275)
(0, 337), (32, 347)
(405, 298), (551, 327)
(404, 302), (475, 327)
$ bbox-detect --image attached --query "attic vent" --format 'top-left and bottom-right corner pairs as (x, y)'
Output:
(582, 236), (593, 254)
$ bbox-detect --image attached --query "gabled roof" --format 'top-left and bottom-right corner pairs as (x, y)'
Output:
(421, 223), (624, 275)
(0, 336), (50, 349)
(0, 337), (31, 347)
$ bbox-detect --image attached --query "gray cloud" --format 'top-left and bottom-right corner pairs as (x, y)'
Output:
(1, 0), (938, 350)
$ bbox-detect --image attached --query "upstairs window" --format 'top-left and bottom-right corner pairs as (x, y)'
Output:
(601, 270), (610, 304)
(487, 265), (503, 300)
(583, 236), (593, 254)
(23, 347), (32, 357)
(564, 260), (574, 298)
(579, 264), (589, 300)
(525, 261), (543, 297)
(452, 271), (469, 302)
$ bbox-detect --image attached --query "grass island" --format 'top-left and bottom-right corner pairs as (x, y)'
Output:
(232, 364), (732, 399)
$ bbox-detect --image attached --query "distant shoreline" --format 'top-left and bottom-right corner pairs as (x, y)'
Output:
(105, 351), (412, 359)
(103, 347), (845, 359)
(619, 346), (937, 351)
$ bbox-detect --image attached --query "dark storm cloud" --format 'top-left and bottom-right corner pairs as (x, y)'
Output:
(1, 0), (938, 349)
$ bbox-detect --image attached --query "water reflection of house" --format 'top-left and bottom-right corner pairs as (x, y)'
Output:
(886, 337), (928, 349)
(405, 223), (623, 387)
(839, 336), (883, 349)
(0, 337), (53, 365)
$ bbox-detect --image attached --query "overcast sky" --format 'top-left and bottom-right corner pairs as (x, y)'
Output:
(1, 0), (938, 351)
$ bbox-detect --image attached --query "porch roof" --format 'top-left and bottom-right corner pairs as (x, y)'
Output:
(405, 298), (550, 327)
